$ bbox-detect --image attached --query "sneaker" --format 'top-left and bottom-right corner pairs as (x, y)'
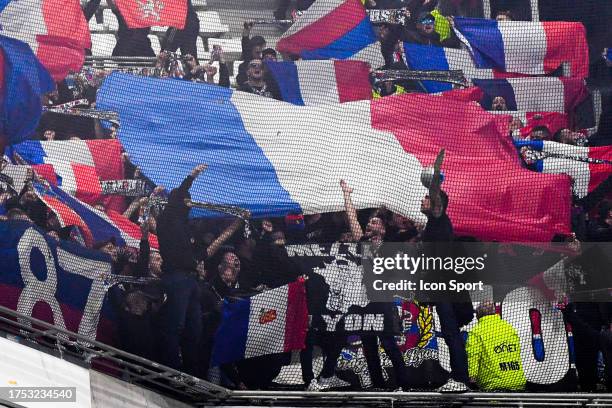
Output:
(437, 379), (469, 393)
(307, 379), (323, 392)
(317, 375), (351, 390)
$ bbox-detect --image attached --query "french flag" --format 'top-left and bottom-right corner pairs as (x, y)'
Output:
(98, 73), (573, 242)
(0, 0), (91, 81)
(453, 18), (589, 78)
(276, 0), (385, 69)
(0, 35), (54, 148)
(33, 182), (158, 249)
(9, 139), (125, 211)
(211, 281), (308, 366)
(473, 77), (589, 113)
(265, 60), (372, 106)
(516, 140), (612, 199)
(403, 43), (499, 93)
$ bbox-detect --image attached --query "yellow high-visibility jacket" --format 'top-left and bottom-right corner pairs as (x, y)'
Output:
(466, 314), (527, 391)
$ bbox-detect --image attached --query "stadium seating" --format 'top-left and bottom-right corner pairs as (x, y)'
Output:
(87, 0), (287, 74)
(197, 11), (230, 36)
(90, 33), (117, 56)
(89, 16), (105, 32)
(149, 35), (162, 55)
(102, 9), (119, 31)
(208, 38), (242, 56)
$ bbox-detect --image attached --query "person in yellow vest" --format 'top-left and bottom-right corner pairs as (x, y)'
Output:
(373, 81), (407, 99)
(466, 301), (527, 391)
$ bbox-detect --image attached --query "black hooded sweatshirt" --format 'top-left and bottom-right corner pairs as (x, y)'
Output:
(156, 175), (197, 273)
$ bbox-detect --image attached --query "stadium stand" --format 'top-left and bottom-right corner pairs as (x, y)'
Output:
(2, 0), (612, 406)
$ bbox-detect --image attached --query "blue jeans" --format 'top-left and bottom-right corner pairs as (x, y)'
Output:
(157, 272), (202, 376)
(436, 302), (469, 383)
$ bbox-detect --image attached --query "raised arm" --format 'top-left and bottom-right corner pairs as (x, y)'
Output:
(340, 179), (364, 242)
(207, 210), (251, 258)
(428, 149), (445, 218)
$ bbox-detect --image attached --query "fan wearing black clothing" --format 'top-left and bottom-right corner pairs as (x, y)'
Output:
(155, 164), (206, 376)
(420, 150), (472, 392)
(238, 59), (282, 100)
(339, 179), (410, 391)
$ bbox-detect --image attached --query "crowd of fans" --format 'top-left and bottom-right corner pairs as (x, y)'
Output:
(1, 0), (612, 394)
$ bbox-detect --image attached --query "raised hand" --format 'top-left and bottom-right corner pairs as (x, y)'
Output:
(191, 164), (208, 178)
(340, 179), (353, 195)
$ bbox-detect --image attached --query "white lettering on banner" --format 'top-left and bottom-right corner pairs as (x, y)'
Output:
(16, 227), (112, 342)
(16, 228), (68, 338)
(57, 248), (111, 341)
(363, 313), (385, 331)
(434, 286), (570, 383)
(322, 314), (343, 331)
(345, 314), (362, 331)
(502, 287), (569, 384)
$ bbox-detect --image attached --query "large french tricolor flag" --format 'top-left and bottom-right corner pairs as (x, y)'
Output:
(33, 182), (158, 249)
(453, 18), (589, 78)
(98, 73), (573, 242)
(265, 60), (372, 106)
(515, 140), (612, 198)
(276, 0), (385, 69)
(211, 281), (308, 366)
(9, 139), (125, 211)
(473, 78), (589, 113)
(0, 0), (91, 81)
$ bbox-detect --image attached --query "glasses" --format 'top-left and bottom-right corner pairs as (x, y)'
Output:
(249, 63), (262, 68)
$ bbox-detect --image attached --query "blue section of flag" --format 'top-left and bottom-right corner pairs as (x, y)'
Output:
(607, 48), (612, 61)
(0, 35), (54, 146)
(454, 18), (505, 69)
(0, 0), (11, 14)
(514, 139), (544, 150)
(301, 17), (376, 60)
(10, 140), (48, 163)
(211, 297), (250, 366)
(41, 183), (128, 246)
(403, 43), (453, 93)
(265, 61), (305, 106)
(472, 79), (517, 110)
(96, 73), (301, 218)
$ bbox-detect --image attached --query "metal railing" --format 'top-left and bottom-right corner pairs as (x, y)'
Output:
(0, 305), (229, 405)
(2, 304), (612, 407)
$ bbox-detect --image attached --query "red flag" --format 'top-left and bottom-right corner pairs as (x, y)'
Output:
(115, 0), (188, 29)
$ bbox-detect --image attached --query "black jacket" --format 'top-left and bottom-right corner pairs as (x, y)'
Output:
(156, 175), (197, 272)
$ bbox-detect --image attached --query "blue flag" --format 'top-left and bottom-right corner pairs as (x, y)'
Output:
(0, 35), (54, 146)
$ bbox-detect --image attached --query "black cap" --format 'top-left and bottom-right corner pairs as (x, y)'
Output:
(417, 11), (435, 22)
(262, 48), (277, 58)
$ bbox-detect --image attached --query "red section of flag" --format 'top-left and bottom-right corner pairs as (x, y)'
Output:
(372, 93), (572, 241)
(32, 164), (58, 186)
(115, 0), (188, 29)
(542, 22), (589, 79)
(334, 60), (372, 103)
(283, 280), (308, 352)
(40, 0), (91, 80)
